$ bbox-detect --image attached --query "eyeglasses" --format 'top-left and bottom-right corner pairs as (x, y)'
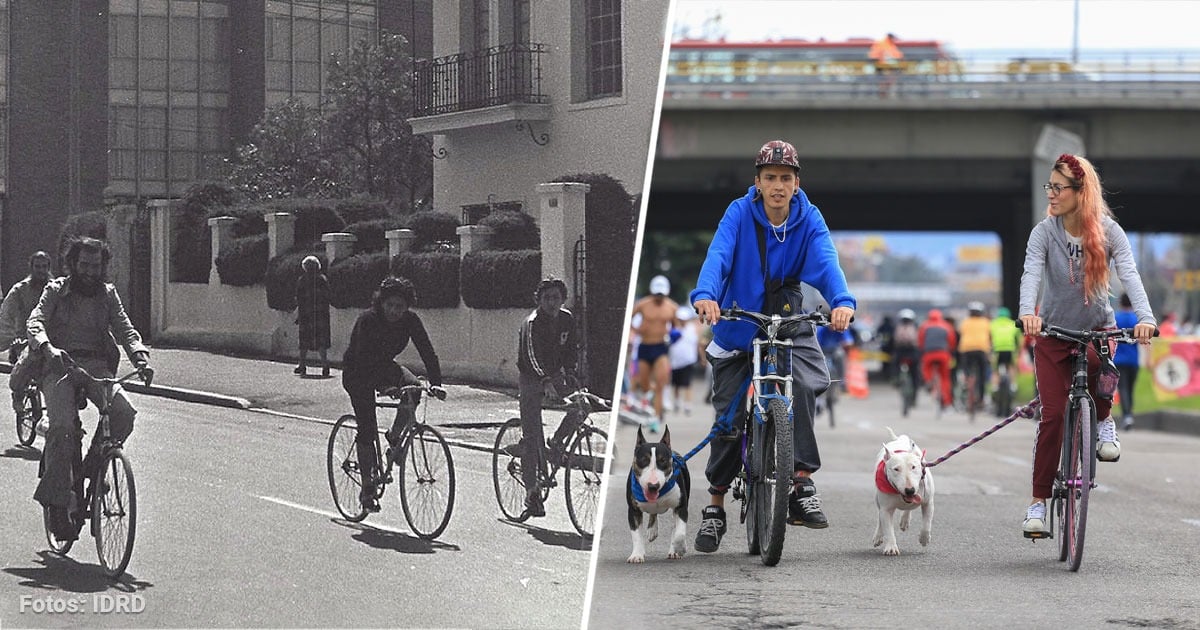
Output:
(1042, 183), (1079, 194)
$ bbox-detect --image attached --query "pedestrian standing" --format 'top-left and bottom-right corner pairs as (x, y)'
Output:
(295, 255), (331, 377)
(1113, 293), (1141, 430)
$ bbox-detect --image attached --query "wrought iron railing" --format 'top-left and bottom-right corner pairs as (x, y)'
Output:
(413, 43), (548, 117)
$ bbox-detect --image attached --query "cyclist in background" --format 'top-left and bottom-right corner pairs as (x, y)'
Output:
(891, 309), (921, 393)
(957, 302), (992, 411)
(815, 323), (853, 416)
(1018, 153), (1156, 536)
(1, 251), (52, 423)
(989, 306), (1021, 413)
(690, 140), (856, 553)
(1112, 294), (1140, 430)
(918, 309), (956, 409)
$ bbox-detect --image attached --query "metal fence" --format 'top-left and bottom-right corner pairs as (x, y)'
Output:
(413, 43), (548, 117)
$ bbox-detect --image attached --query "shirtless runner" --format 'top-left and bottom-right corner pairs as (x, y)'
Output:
(630, 275), (680, 432)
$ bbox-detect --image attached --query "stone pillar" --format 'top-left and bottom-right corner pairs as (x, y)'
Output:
(535, 182), (589, 298)
(207, 216), (237, 285)
(263, 212), (295, 259)
(322, 232), (357, 263)
(387, 228), (417, 259)
(455, 225), (494, 259)
(148, 199), (183, 339)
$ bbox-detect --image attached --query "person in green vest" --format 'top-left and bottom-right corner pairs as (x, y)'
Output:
(989, 306), (1022, 409)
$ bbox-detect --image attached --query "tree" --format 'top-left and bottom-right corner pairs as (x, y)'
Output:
(325, 33), (432, 208)
(221, 98), (343, 200)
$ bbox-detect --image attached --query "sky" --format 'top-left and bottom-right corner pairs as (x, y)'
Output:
(673, 0), (1200, 52)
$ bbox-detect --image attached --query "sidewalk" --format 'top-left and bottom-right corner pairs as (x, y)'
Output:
(1, 344), (533, 452)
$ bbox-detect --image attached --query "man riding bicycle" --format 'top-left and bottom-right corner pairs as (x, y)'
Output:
(1, 251), (52, 424)
(516, 277), (583, 518)
(27, 238), (152, 541)
(891, 308), (920, 392)
(918, 309), (956, 409)
(957, 301), (992, 410)
(690, 140), (856, 553)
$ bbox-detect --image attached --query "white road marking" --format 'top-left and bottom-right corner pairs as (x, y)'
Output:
(1183, 519), (1200, 528)
(257, 495), (345, 519)
(998, 456), (1028, 467)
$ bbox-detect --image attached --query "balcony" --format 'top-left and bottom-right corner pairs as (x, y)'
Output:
(410, 43), (551, 135)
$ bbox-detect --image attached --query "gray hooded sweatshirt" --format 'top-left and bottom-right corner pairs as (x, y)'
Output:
(1019, 215), (1155, 330)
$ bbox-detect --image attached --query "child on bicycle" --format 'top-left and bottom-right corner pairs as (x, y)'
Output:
(690, 140), (856, 553)
(342, 276), (445, 513)
(1018, 153), (1156, 536)
(516, 277), (582, 518)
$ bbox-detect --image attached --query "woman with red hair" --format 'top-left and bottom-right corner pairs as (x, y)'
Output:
(1017, 154), (1157, 536)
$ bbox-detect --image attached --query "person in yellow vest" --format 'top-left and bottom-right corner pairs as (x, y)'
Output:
(868, 33), (904, 97)
(957, 301), (992, 411)
(989, 306), (1021, 393)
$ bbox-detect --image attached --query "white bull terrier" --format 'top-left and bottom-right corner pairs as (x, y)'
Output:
(872, 426), (935, 556)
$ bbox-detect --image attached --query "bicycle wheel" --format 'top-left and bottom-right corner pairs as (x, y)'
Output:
(492, 418), (532, 522)
(757, 398), (792, 566)
(16, 390), (39, 446)
(1059, 398), (1094, 571)
(564, 425), (609, 538)
(826, 388), (837, 429)
(930, 373), (944, 420)
(43, 506), (75, 555)
(966, 373), (979, 423)
(742, 415), (761, 555)
(399, 425), (455, 540)
(899, 366), (914, 417)
(94, 449), (136, 578)
(995, 372), (1012, 418)
(326, 415), (368, 522)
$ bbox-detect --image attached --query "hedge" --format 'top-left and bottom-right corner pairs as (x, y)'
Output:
(265, 248), (325, 311)
(335, 198), (391, 225)
(174, 181), (237, 283)
(479, 210), (539, 251)
(266, 199), (344, 246)
(345, 218), (403, 254)
(215, 234), (269, 286)
(56, 210), (108, 271)
(460, 249), (540, 309)
(328, 252), (391, 309)
(391, 251), (460, 309)
(404, 210), (460, 251)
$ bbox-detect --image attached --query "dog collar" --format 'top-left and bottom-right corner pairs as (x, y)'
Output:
(629, 464), (679, 503)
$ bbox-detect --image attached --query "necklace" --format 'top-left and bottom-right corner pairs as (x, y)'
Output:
(769, 218), (786, 243)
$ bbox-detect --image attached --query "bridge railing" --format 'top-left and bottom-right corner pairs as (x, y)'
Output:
(665, 48), (1200, 102)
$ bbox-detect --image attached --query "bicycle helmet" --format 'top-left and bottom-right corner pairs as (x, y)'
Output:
(898, 308), (916, 321)
(377, 275), (416, 306)
(755, 140), (801, 171)
(968, 301), (985, 315)
(534, 276), (568, 301)
(995, 306), (1011, 319)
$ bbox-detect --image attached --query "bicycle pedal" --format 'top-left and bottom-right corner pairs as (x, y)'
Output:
(1023, 531), (1052, 540)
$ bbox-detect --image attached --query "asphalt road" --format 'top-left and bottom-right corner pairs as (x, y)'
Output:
(587, 386), (1200, 630)
(0, 389), (594, 629)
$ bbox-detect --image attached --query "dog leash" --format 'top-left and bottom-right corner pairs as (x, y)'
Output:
(922, 396), (1041, 468)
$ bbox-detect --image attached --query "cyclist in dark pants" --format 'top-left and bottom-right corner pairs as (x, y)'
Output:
(342, 276), (444, 513)
(690, 140), (856, 553)
(516, 277), (583, 518)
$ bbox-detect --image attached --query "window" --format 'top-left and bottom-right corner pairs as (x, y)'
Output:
(585, 0), (622, 99)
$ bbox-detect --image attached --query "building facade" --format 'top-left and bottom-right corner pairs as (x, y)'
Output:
(1, 0), (431, 289)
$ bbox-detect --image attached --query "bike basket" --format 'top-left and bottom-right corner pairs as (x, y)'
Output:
(1096, 357), (1119, 401)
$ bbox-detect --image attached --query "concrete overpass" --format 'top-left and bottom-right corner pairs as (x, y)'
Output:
(647, 90), (1200, 310)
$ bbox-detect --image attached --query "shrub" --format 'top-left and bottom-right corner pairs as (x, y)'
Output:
(265, 199), (344, 246)
(56, 210), (108, 270)
(206, 203), (269, 239)
(479, 210), (539, 251)
(335, 198), (391, 225)
(173, 182), (237, 283)
(265, 248), (325, 311)
(215, 234), (269, 286)
(391, 251), (460, 308)
(345, 218), (403, 254)
(328, 251), (391, 309)
(460, 249), (540, 309)
(404, 210), (460, 251)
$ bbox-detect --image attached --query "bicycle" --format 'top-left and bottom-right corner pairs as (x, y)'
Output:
(326, 379), (455, 540)
(722, 306), (835, 567)
(818, 350), (841, 428)
(492, 388), (610, 538)
(897, 358), (918, 417)
(8, 341), (42, 447)
(993, 362), (1014, 418)
(42, 353), (153, 579)
(1018, 321), (1149, 571)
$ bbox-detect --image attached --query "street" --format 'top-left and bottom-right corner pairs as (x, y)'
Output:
(0, 387), (592, 629)
(588, 385), (1200, 629)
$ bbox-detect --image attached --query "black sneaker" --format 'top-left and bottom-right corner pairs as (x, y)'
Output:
(694, 505), (727, 553)
(524, 493), (546, 518)
(788, 478), (828, 528)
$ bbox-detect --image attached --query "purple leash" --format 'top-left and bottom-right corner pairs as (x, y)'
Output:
(922, 397), (1041, 468)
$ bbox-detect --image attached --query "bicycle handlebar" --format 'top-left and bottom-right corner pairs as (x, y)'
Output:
(1015, 320), (1158, 344)
(562, 388), (611, 411)
(382, 378), (447, 401)
(60, 350), (154, 387)
(720, 306), (837, 327)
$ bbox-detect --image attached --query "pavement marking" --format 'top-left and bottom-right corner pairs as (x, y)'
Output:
(1183, 519), (1200, 528)
(998, 455), (1028, 467)
(256, 495), (419, 537)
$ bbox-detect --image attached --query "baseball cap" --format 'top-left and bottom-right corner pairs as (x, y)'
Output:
(755, 140), (801, 170)
(649, 275), (670, 296)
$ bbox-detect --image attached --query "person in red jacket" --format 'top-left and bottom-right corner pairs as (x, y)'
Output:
(918, 309), (957, 408)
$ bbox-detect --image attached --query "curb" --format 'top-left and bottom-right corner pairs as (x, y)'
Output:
(124, 382), (253, 410)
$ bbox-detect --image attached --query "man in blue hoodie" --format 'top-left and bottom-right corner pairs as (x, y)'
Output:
(690, 140), (856, 553)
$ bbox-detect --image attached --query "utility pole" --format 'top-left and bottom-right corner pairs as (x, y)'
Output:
(1071, 0), (1080, 65)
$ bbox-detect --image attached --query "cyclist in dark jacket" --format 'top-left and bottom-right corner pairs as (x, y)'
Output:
(342, 276), (444, 512)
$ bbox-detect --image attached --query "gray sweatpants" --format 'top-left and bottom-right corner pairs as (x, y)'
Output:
(704, 333), (830, 491)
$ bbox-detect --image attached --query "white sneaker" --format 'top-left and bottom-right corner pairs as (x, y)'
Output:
(1022, 501), (1048, 536)
(1097, 417), (1121, 462)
